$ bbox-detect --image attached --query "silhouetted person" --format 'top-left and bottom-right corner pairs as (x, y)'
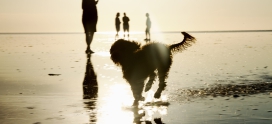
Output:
(82, 0), (99, 53)
(115, 12), (121, 39)
(122, 13), (130, 38)
(82, 53), (98, 123)
(145, 13), (151, 41)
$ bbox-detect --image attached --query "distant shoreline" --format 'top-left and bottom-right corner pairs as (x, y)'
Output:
(0, 30), (272, 35)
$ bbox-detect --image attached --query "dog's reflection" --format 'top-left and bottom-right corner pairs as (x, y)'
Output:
(82, 53), (98, 123)
(133, 107), (165, 124)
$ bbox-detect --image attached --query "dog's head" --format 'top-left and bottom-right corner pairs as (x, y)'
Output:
(110, 39), (141, 66)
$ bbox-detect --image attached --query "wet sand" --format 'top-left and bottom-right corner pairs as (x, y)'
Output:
(0, 32), (272, 124)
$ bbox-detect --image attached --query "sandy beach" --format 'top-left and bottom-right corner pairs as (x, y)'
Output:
(0, 32), (272, 124)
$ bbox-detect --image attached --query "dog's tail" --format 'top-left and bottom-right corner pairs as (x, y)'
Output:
(169, 32), (196, 53)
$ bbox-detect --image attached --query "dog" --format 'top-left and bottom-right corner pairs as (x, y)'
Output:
(110, 32), (196, 105)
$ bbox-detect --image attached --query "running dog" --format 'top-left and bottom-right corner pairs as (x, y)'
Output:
(110, 32), (196, 105)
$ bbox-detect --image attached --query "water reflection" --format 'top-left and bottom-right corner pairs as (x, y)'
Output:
(132, 107), (166, 124)
(130, 90), (168, 124)
(82, 53), (98, 123)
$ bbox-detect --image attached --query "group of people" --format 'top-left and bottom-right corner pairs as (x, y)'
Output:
(115, 12), (130, 38)
(82, 0), (152, 54)
(115, 12), (151, 41)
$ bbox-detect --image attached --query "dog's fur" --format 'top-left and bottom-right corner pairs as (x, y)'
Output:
(110, 32), (196, 105)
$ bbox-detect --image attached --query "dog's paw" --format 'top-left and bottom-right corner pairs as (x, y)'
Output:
(140, 96), (145, 101)
(154, 92), (161, 98)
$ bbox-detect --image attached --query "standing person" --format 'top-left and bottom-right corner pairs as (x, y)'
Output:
(122, 13), (130, 38)
(145, 13), (151, 41)
(82, 0), (99, 54)
(115, 12), (121, 39)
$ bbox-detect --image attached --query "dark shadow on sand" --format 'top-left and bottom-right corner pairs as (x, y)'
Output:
(179, 71), (272, 99)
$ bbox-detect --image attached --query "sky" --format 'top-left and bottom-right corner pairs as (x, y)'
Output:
(0, 0), (272, 33)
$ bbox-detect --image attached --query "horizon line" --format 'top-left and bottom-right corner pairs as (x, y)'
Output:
(0, 30), (272, 35)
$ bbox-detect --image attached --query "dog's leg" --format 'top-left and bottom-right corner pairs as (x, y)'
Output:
(154, 82), (166, 99)
(130, 80), (145, 106)
(144, 72), (156, 92)
(154, 68), (169, 98)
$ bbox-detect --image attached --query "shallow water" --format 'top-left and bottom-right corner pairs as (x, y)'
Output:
(0, 32), (272, 123)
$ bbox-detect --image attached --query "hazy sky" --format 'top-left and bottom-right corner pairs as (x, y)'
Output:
(0, 0), (272, 32)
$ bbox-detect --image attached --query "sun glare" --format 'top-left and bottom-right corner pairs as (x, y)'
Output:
(95, 83), (135, 123)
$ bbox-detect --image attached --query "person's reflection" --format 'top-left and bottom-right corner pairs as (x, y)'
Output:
(83, 53), (98, 123)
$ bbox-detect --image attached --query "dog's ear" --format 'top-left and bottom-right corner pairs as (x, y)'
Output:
(110, 50), (121, 66)
(110, 42), (121, 66)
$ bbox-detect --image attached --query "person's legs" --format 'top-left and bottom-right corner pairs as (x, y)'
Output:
(123, 26), (126, 37)
(85, 32), (94, 53)
(116, 26), (120, 35)
(127, 25), (129, 37)
(123, 25), (129, 38)
(145, 28), (148, 40)
(147, 29), (150, 40)
(145, 28), (150, 41)
(115, 26), (119, 40)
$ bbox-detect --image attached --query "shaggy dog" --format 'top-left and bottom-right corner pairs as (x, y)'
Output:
(110, 32), (196, 105)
